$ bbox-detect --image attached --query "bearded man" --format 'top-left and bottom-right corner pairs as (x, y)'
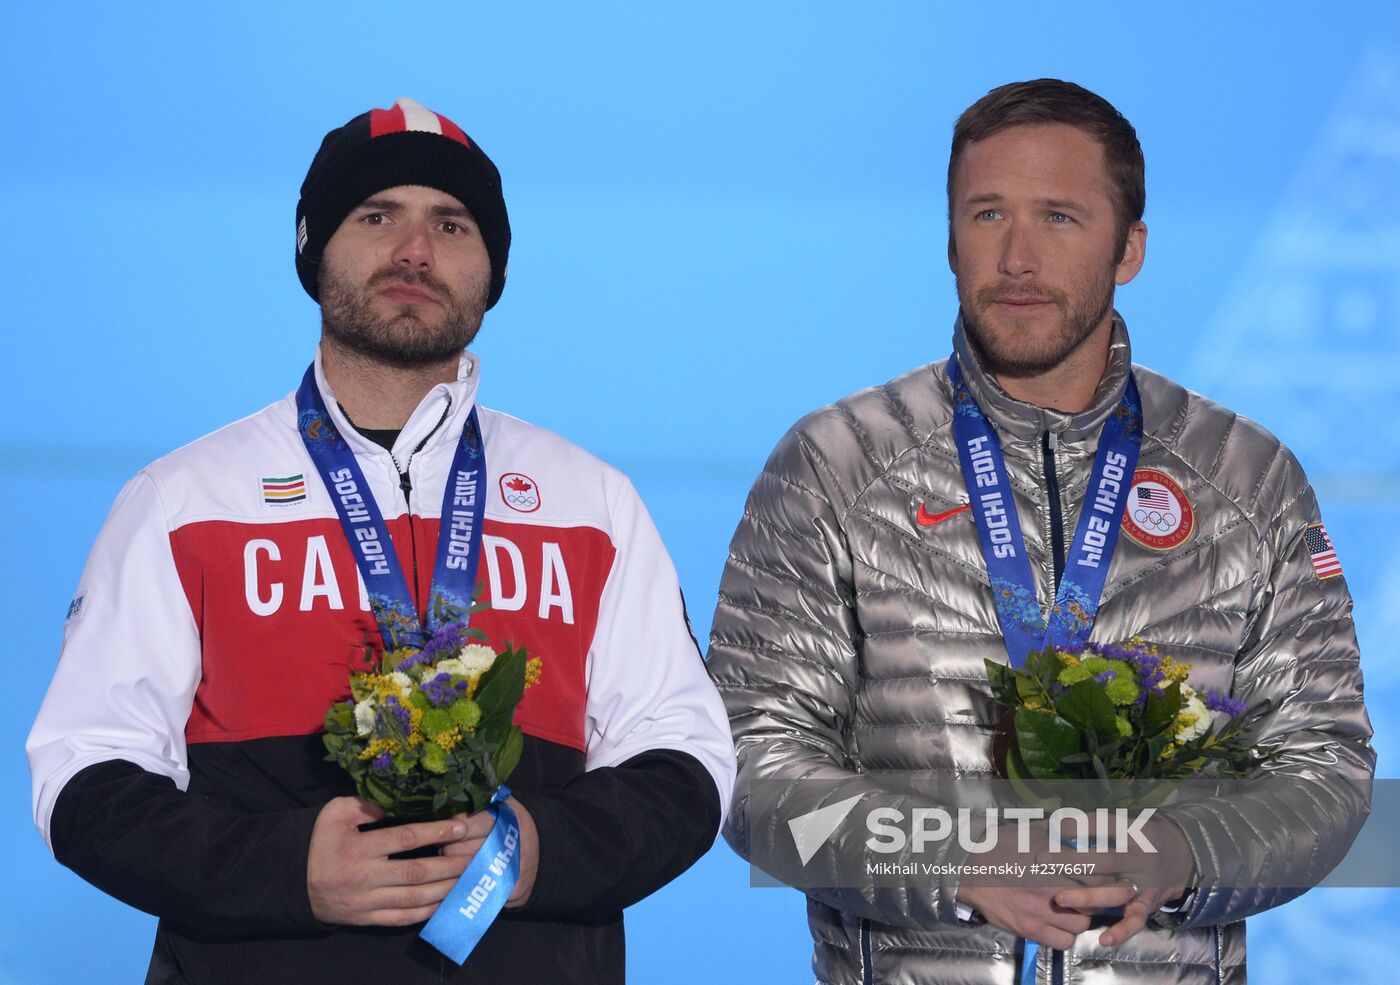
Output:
(707, 79), (1373, 984)
(29, 97), (735, 985)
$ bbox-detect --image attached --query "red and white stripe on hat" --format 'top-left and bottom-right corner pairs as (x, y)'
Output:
(369, 97), (470, 148)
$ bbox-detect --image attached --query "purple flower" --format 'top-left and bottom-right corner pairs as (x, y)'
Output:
(1094, 670), (1117, 684)
(1203, 689), (1247, 718)
(383, 695), (411, 732)
(420, 671), (469, 708)
(422, 621), (468, 661)
(371, 753), (393, 771)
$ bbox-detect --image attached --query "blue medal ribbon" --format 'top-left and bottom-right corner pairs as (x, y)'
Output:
(295, 364), (485, 648)
(947, 353), (1141, 665)
(296, 364), (511, 962)
(420, 785), (521, 965)
(948, 353), (1142, 985)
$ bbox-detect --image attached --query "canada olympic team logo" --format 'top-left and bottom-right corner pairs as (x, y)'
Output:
(1121, 468), (1193, 551)
(499, 472), (541, 513)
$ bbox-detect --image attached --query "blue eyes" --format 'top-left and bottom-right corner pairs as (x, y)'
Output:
(973, 210), (1072, 224)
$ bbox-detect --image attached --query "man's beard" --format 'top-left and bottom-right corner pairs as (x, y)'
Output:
(958, 269), (1114, 378)
(319, 266), (487, 367)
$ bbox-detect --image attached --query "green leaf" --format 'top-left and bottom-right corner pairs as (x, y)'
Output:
(363, 775), (397, 811)
(1031, 647), (1067, 690)
(325, 702), (354, 730)
(1014, 674), (1043, 704)
(984, 658), (1014, 698)
(1055, 680), (1119, 742)
(475, 648), (526, 721)
(493, 726), (524, 784)
(1015, 710), (1082, 779)
(1142, 682), (1183, 734)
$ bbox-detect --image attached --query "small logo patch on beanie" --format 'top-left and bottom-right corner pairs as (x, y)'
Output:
(297, 216), (308, 254)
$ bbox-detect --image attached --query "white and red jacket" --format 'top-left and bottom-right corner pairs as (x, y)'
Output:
(28, 351), (736, 985)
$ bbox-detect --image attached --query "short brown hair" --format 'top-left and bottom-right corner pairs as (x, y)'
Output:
(948, 79), (1145, 256)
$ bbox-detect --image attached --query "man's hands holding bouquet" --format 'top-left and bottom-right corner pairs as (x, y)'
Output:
(308, 794), (539, 926)
(955, 813), (1193, 950)
(956, 638), (1256, 949)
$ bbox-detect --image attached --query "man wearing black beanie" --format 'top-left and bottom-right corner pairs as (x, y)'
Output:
(29, 97), (736, 984)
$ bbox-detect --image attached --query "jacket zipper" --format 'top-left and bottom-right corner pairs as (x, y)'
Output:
(1042, 429), (1066, 985)
(859, 917), (873, 985)
(1042, 430), (1065, 591)
(389, 399), (454, 616)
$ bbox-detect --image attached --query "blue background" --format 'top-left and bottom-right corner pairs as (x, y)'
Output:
(6, 3), (1399, 981)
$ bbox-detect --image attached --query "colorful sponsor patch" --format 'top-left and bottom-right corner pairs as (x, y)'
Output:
(262, 473), (307, 506)
(65, 592), (87, 624)
(1121, 468), (1194, 551)
(1304, 522), (1343, 579)
(500, 472), (540, 513)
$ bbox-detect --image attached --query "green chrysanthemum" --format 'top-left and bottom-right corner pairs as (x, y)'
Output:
(1102, 660), (1140, 706)
(421, 745), (448, 775)
(1058, 665), (1092, 686)
(450, 699), (482, 730)
(420, 707), (452, 739)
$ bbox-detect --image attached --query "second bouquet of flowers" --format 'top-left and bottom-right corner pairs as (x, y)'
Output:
(986, 639), (1253, 783)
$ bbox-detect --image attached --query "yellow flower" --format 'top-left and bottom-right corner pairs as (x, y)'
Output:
(525, 657), (543, 688)
(1158, 655), (1191, 684)
(359, 736), (402, 761)
(433, 726), (463, 751)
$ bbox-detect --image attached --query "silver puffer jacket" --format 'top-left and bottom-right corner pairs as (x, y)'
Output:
(707, 316), (1374, 985)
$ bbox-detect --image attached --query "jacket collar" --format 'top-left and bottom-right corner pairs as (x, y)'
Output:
(312, 349), (483, 462)
(951, 312), (1132, 444)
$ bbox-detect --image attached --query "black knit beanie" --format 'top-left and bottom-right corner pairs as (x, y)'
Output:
(295, 97), (510, 309)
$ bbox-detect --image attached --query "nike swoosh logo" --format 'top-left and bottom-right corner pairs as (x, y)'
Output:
(916, 503), (971, 527)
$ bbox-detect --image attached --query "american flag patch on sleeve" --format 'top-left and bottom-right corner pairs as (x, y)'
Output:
(1303, 522), (1342, 580)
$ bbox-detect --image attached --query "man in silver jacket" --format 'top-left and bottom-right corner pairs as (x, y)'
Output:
(707, 79), (1374, 984)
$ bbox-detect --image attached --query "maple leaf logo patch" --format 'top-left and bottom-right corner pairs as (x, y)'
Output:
(500, 472), (541, 513)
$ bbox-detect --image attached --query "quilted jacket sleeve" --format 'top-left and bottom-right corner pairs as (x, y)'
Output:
(707, 422), (968, 929)
(1161, 446), (1375, 929)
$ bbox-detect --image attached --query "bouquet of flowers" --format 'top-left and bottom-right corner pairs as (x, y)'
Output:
(323, 605), (542, 820)
(985, 640), (1253, 783)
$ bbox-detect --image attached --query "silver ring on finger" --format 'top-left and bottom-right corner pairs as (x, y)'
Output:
(1121, 877), (1141, 903)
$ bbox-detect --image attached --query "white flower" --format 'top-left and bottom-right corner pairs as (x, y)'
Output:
(354, 700), (376, 737)
(1175, 693), (1211, 742)
(436, 644), (498, 680)
(387, 672), (413, 698)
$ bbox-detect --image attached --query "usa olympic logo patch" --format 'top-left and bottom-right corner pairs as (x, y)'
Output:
(499, 472), (541, 513)
(1121, 468), (1193, 551)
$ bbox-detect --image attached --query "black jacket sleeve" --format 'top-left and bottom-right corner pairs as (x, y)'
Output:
(511, 749), (721, 919)
(50, 760), (325, 936)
